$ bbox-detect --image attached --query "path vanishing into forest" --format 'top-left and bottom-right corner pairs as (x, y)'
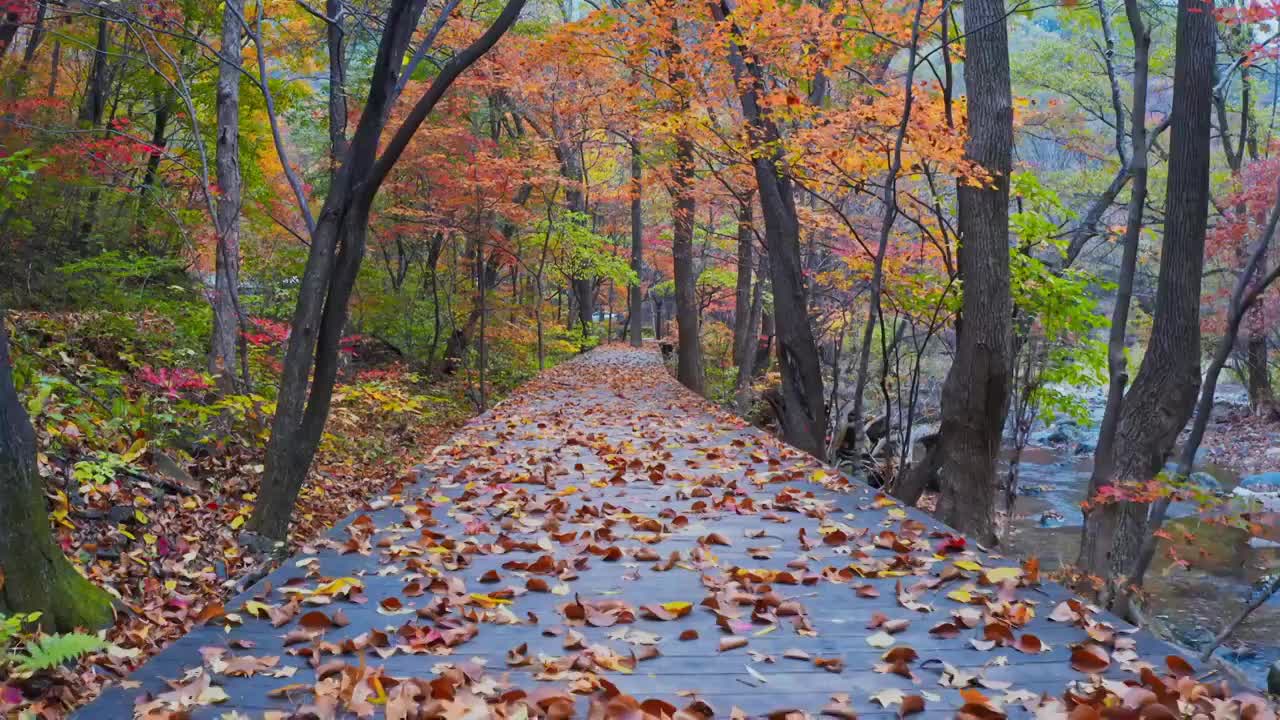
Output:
(83, 346), (1228, 718)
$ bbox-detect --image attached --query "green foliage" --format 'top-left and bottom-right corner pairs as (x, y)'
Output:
(0, 150), (47, 236)
(72, 451), (143, 487)
(542, 211), (638, 288)
(0, 614), (108, 676)
(6, 632), (109, 675)
(1009, 172), (1108, 427)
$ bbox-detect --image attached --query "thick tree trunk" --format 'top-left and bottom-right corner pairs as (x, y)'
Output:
(671, 132), (704, 393)
(0, 315), (113, 631)
(934, 0), (1013, 546)
(629, 140), (644, 348)
(1246, 326), (1272, 412)
(1079, 0), (1151, 572)
(210, 0), (246, 394)
(1081, 0), (1214, 596)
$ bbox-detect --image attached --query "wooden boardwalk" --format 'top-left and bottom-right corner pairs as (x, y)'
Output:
(84, 346), (1212, 718)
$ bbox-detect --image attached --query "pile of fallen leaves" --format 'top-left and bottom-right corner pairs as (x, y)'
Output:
(61, 346), (1278, 719)
(1198, 408), (1280, 477)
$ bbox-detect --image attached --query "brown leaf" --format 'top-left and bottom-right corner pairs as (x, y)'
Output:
(1070, 644), (1110, 673)
(1166, 655), (1195, 677)
(719, 636), (748, 652)
(900, 694), (926, 717)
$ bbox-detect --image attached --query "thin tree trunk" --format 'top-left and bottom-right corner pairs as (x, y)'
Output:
(732, 199), (755, 374)
(1079, 0), (1151, 572)
(250, 0), (527, 542)
(934, 0), (1014, 545)
(1083, 0), (1214, 606)
(210, 0), (247, 394)
(326, 0), (349, 177)
(0, 314), (113, 631)
(629, 139), (644, 348)
(1130, 177), (1280, 592)
(712, 0), (827, 454)
(79, 17), (110, 128)
(47, 38), (60, 97)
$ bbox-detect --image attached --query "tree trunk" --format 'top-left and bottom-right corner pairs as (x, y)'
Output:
(1079, 0), (1151, 572)
(0, 315), (113, 631)
(250, 0), (527, 542)
(210, 0), (247, 394)
(934, 0), (1013, 546)
(79, 17), (110, 128)
(732, 199), (755, 378)
(326, 0), (349, 177)
(712, 0), (826, 455)
(672, 131), (705, 393)
(1081, 0), (1214, 597)
(629, 140), (644, 348)
(1246, 324), (1272, 412)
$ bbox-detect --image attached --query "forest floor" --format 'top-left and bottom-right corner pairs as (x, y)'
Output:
(74, 345), (1274, 719)
(1199, 408), (1280, 478)
(2, 312), (476, 717)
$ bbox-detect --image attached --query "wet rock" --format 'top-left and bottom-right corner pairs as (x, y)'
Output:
(1240, 472), (1280, 491)
(1270, 659), (1280, 694)
(1073, 440), (1096, 455)
(1037, 420), (1081, 446)
(1188, 472), (1221, 492)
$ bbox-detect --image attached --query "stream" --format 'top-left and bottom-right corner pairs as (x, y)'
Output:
(1001, 399), (1280, 690)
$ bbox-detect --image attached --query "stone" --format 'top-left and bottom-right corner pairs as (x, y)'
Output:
(1240, 472), (1280, 491)
(1269, 659), (1280, 695)
(1187, 472), (1220, 492)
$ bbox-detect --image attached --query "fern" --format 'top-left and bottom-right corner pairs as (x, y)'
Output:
(7, 633), (108, 674)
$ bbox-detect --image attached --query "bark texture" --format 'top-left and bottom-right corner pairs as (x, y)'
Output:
(671, 131), (704, 393)
(629, 140), (644, 348)
(1, 315), (113, 631)
(713, 0), (827, 455)
(1081, 0), (1214, 589)
(1079, 0), (1151, 572)
(935, 0), (1013, 545)
(211, 0), (246, 394)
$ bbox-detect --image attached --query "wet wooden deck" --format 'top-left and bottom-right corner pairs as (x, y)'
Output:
(82, 346), (1208, 718)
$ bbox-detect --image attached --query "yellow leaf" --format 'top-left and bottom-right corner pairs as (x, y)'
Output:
(121, 438), (148, 463)
(662, 601), (692, 614)
(431, 495), (451, 503)
(230, 515), (245, 530)
(470, 593), (512, 608)
(955, 560), (983, 572)
(984, 567), (1022, 584)
(316, 577), (363, 596)
(244, 600), (272, 618)
(557, 486), (579, 496)
(143, 533), (157, 546)
(134, 509), (149, 524)
(947, 589), (972, 603)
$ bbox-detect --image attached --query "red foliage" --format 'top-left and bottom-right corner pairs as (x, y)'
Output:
(134, 366), (213, 399)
